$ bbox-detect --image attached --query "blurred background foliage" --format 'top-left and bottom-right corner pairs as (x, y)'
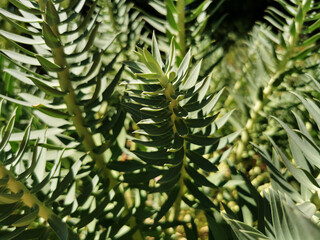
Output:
(1, 0), (320, 239)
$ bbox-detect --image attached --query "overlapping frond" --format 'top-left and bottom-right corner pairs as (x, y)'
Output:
(114, 34), (237, 235)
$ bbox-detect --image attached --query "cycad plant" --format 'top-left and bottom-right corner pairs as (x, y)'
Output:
(0, 0), (234, 239)
(0, 0), (138, 239)
(222, 0), (320, 161)
(122, 33), (236, 234)
(1, 0), (320, 239)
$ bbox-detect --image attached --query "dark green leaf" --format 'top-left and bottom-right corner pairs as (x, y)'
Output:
(0, 227), (26, 240)
(42, 23), (61, 48)
(184, 113), (219, 128)
(165, 4), (178, 31)
(48, 160), (81, 203)
(184, 179), (216, 209)
(132, 150), (171, 160)
(184, 135), (219, 146)
(0, 203), (21, 222)
(48, 214), (68, 240)
(33, 105), (69, 119)
(123, 168), (162, 183)
(302, 33), (320, 47)
(18, 139), (39, 180)
(12, 205), (39, 227)
(185, 166), (216, 188)
(46, 1), (60, 26)
(174, 118), (188, 136)
(29, 76), (66, 97)
(0, 109), (16, 152)
(157, 163), (182, 184)
(183, 220), (198, 240)
(76, 197), (110, 229)
(169, 133), (184, 151)
(134, 122), (172, 136)
(154, 186), (180, 223)
(0, 175), (9, 186)
(81, 23), (100, 53)
(0, 191), (23, 204)
(36, 55), (64, 72)
(5, 120), (32, 165)
(107, 160), (146, 172)
(133, 134), (173, 147)
(102, 62), (124, 101)
(8, 0), (41, 14)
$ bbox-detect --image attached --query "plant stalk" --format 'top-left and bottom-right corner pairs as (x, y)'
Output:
(173, 143), (186, 220)
(105, 0), (125, 50)
(177, 0), (186, 58)
(38, 1), (143, 239)
(235, 7), (306, 160)
(0, 165), (52, 220)
(164, 83), (186, 221)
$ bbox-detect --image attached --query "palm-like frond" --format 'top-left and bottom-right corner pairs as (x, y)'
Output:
(0, 0), (142, 239)
(224, 189), (320, 240)
(118, 33), (237, 236)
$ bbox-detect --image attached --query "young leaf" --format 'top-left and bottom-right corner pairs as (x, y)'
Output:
(143, 48), (163, 76)
(165, 37), (175, 74)
(176, 49), (192, 81)
(180, 60), (202, 91)
(152, 32), (163, 68)
(222, 213), (269, 240)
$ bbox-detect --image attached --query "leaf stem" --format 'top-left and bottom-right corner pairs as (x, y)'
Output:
(177, 0), (186, 58)
(105, 0), (125, 50)
(173, 143), (186, 220)
(0, 165), (52, 220)
(50, 24), (117, 189)
(164, 82), (186, 220)
(38, 1), (143, 239)
(236, 6), (306, 160)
